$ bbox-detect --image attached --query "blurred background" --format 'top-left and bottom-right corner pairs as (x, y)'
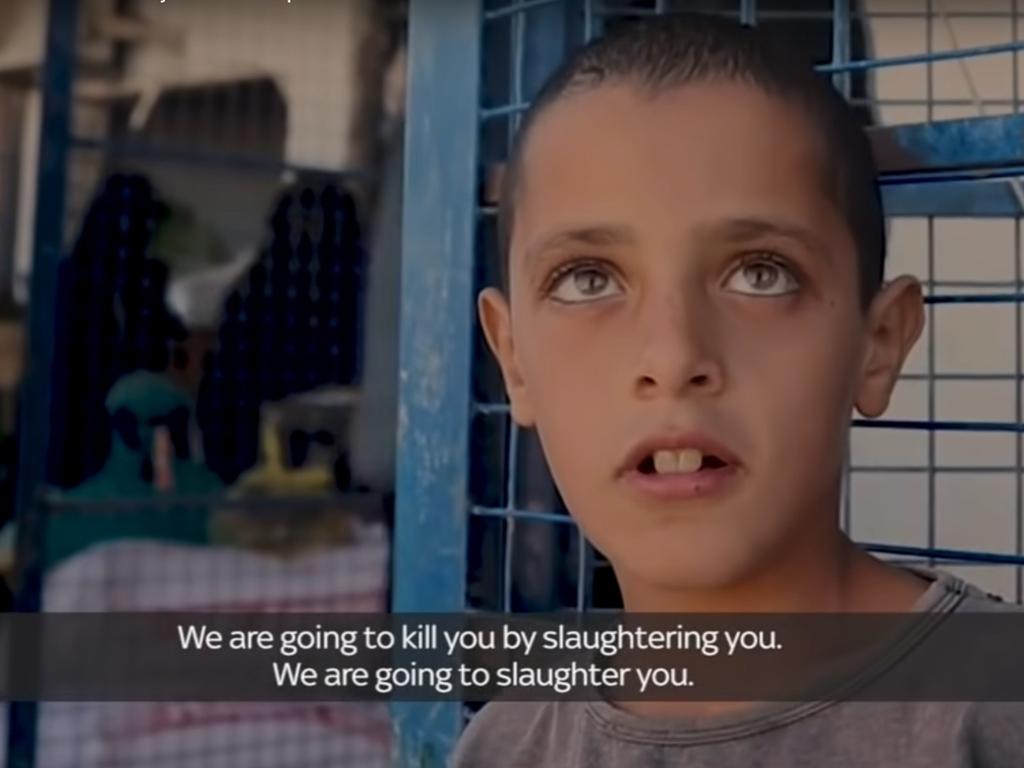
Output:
(0, 0), (1021, 766)
(0, 1), (408, 765)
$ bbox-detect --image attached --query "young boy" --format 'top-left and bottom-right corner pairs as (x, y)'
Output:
(452, 13), (1023, 768)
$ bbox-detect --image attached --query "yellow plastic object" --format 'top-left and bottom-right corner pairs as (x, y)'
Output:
(212, 420), (353, 556)
(233, 420), (333, 495)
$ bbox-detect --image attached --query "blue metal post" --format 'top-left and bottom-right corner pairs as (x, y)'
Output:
(14, 0), (77, 532)
(740, 0), (756, 25)
(521, 1), (585, 98)
(9, 2), (78, 766)
(391, 0), (481, 764)
(870, 114), (1024, 216)
(831, 0), (851, 96)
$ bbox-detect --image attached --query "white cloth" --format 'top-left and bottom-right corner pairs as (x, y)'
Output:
(36, 526), (391, 767)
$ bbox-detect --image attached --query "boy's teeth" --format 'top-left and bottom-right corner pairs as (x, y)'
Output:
(678, 448), (702, 473)
(652, 448), (704, 474)
(653, 450), (679, 474)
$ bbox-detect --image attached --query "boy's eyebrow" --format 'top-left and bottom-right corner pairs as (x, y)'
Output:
(521, 218), (831, 267)
(523, 225), (637, 266)
(701, 217), (830, 257)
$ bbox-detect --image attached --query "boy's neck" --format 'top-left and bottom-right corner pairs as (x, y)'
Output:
(608, 503), (932, 721)
(617, 526), (928, 614)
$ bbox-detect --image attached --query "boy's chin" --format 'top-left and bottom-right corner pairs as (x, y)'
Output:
(612, 538), (775, 603)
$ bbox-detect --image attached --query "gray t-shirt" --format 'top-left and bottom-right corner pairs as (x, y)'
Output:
(450, 568), (1024, 767)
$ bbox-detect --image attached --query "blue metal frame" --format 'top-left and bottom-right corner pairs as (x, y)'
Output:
(14, 0), (77, 534)
(8, 0), (79, 764)
(870, 114), (1024, 173)
(883, 180), (1023, 217)
(817, 40), (1024, 74)
(391, 0), (483, 764)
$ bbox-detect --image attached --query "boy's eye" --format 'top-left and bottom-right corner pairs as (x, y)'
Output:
(724, 256), (799, 296)
(548, 264), (623, 304)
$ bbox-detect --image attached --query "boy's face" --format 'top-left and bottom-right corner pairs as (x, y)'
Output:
(480, 81), (923, 598)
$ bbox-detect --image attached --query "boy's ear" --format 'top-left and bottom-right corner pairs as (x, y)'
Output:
(478, 287), (535, 427)
(855, 275), (925, 418)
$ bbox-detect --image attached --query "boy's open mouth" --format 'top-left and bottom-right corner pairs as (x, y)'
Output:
(637, 448), (729, 475)
(618, 434), (740, 500)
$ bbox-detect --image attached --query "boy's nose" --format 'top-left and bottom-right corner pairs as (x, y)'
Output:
(633, 293), (725, 400)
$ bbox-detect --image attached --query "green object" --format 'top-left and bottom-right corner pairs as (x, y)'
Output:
(106, 368), (191, 419)
(47, 371), (223, 566)
(70, 371), (222, 500)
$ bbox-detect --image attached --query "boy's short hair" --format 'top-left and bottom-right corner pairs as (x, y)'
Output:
(498, 13), (886, 308)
